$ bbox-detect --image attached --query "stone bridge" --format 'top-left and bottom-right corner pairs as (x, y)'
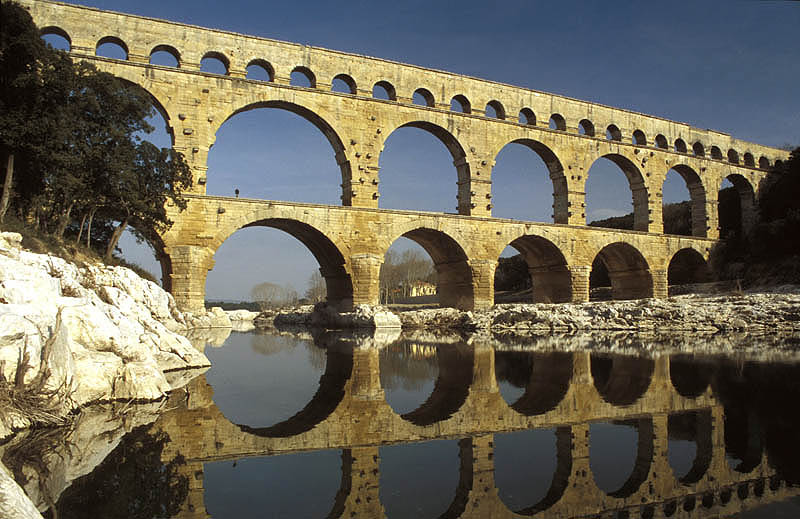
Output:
(19, 0), (790, 310)
(152, 336), (798, 518)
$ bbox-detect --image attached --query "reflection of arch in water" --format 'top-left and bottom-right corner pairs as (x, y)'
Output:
(668, 410), (713, 485)
(237, 348), (353, 437)
(495, 352), (573, 415)
(400, 344), (474, 426)
(594, 419), (654, 498)
(514, 427), (573, 516)
(669, 355), (713, 397)
(591, 354), (654, 406)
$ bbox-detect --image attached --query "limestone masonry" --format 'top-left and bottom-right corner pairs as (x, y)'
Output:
(17, 0), (791, 312)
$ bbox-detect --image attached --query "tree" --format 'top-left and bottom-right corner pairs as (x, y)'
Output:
(250, 281), (298, 310)
(305, 270), (326, 303)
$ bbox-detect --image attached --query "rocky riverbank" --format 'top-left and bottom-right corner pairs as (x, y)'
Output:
(0, 231), (224, 439)
(255, 288), (800, 336)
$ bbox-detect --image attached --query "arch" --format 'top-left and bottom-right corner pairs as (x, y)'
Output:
(95, 35), (128, 60)
(485, 100), (506, 120)
(592, 242), (653, 300)
(549, 113), (566, 131)
(591, 354), (654, 405)
(669, 355), (713, 398)
(519, 108), (536, 126)
(668, 410), (713, 485)
(674, 138), (687, 153)
(632, 129), (647, 146)
(495, 352), (573, 415)
(115, 77), (174, 145)
(450, 94), (471, 114)
(238, 345), (353, 437)
(692, 141), (705, 157)
(149, 44), (180, 67)
(330, 73), (356, 94)
(412, 87), (435, 107)
(372, 80), (397, 101)
(513, 427), (573, 515)
(213, 216), (353, 310)
(40, 26), (71, 50)
(710, 146), (723, 159)
(606, 124), (622, 141)
(290, 66), (316, 88)
(759, 156), (770, 169)
(578, 119), (595, 137)
(502, 234), (571, 302)
(727, 148), (740, 164)
(590, 418), (654, 497)
(719, 173), (756, 237)
(655, 134), (668, 149)
(743, 152), (755, 167)
(200, 51), (229, 75)
(668, 248), (711, 290)
(222, 100), (351, 203)
(399, 344), (473, 426)
(492, 138), (569, 223)
(385, 226), (473, 309)
(586, 154), (649, 231)
(668, 164), (708, 237)
(246, 59), (275, 82)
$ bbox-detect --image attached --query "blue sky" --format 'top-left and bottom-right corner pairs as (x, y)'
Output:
(50, 0), (800, 300)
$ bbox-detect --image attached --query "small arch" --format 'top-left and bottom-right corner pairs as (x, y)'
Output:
(246, 59), (274, 82)
(692, 141), (705, 156)
(710, 146), (723, 159)
(591, 242), (653, 300)
(412, 88), (435, 107)
(669, 355), (714, 398)
(727, 148), (740, 164)
(95, 36), (128, 60)
(674, 138), (687, 153)
(200, 51), (229, 75)
(450, 94), (471, 114)
(655, 134), (669, 149)
(485, 100), (506, 120)
(330, 73), (356, 94)
(606, 124), (622, 141)
(759, 156), (770, 169)
(290, 66), (316, 88)
(668, 248), (711, 291)
(632, 129), (647, 146)
(549, 114), (566, 131)
(519, 108), (536, 126)
(149, 44), (180, 67)
(743, 152), (755, 167)
(578, 119), (595, 136)
(372, 80), (397, 101)
(40, 26), (71, 51)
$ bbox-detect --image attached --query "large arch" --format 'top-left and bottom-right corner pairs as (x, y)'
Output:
(383, 226), (473, 309)
(491, 138), (569, 224)
(719, 173), (756, 237)
(665, 165), (708, 237)
(380, 121), (470, 210)
(591, 418), (654, 498)
(668, 248), (711, 292)
(591, 242), (654, 300)
(586, 154), (649, 231)
(500, 234), (571, 303)
(238, 345), (353, 437)
(668, 410), (713, 485)
(495, 351), (573, 415)
(590, 354), (654, 406)
(216, 100), (352, 204)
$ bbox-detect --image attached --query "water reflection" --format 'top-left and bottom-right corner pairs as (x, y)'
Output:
(8, 330), (800, 518)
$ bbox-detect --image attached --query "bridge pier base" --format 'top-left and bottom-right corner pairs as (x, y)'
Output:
(569, 265), (591, 303)
(470, 259), (496, 310)
(168, 245), (215, 312)
(349, 253), (382, 308)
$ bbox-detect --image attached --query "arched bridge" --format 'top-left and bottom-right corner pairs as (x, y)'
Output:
(20, 0), (790, 311)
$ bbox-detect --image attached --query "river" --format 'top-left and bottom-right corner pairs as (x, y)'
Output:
(4, 328), (800, 518)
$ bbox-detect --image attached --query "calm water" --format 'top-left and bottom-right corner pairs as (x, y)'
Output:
(11, 329), (800, 518)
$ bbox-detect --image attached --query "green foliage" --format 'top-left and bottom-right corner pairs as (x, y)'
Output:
(494, 254), (531, 292)
(0, 2), (192, 262)
(47, 427), (189, 519)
